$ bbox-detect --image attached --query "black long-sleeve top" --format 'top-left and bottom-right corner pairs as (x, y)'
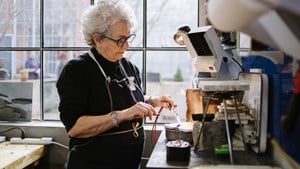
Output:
(57, 47), (144, 139)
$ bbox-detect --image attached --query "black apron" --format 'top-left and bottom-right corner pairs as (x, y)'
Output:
(66, 51), (145, 169)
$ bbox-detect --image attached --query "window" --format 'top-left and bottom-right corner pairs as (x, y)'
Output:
(0, 0), (199, 123)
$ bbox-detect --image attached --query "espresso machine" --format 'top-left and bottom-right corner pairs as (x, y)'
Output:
(194, 72), (269, 162)
(174, 25), (269, 164)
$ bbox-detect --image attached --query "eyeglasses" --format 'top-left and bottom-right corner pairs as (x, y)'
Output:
(102, 33), (136, 47)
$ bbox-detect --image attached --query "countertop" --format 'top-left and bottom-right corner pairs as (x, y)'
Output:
(146, 131), (280, 169)
(0, 141), (46, 169)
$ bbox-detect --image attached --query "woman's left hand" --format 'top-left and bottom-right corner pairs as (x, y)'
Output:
(149, 96), (177, 109)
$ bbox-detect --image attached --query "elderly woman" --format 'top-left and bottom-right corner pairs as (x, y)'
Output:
(56, 0), (176, 168)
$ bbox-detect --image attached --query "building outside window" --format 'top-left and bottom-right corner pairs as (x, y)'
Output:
(0, 0), (199, 123)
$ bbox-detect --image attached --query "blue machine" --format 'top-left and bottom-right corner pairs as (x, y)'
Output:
(242, 53), (300, 163)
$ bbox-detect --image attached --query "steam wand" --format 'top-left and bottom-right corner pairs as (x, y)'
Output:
(168, 105), (181, 124)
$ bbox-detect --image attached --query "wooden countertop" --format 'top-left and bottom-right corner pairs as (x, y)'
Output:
(0, 141), (46, 169)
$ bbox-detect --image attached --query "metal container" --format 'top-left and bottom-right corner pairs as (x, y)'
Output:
(165, 122), (194, 143)
(166, 140), (191, 163)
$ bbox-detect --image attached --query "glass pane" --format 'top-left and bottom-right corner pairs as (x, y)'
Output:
(44, 0), (90, 47)
(0, 51), (13, 80)
(0, 51), (41, 121)
(43, 50), (84, 120)
(238, 32), (252, 56)
(146, 51), (195, 123)
(126, 0), (143, 47)
(0, 51), (40, 81)
(124, 51), (143, 74)
(0, 50), (42, 81)
(0, 0), (40, 47)
(147, 0), (198, 47)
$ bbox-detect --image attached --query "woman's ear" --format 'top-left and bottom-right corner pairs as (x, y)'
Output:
(92, 33), (103, 45)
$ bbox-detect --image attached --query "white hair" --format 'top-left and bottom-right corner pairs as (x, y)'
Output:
(81, 0), (137, 46)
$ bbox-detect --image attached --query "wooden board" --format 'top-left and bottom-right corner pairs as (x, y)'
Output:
(0, 141), (45, 169)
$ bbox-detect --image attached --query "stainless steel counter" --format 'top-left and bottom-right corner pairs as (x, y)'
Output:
(146, 131), (280, 169)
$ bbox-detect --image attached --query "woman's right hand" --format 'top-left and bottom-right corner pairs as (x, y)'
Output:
(67, 102), (157, 138)
(119, 102), (157, 121)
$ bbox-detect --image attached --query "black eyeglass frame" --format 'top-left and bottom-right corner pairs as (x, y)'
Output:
(101, 33), (136, 47)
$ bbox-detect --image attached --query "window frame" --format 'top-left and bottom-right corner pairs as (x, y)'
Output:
(0, 0), (200, 121)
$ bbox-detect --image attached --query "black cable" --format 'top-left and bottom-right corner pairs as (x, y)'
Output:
(232, 57), (244, 72)
(0, 127), (26, 139)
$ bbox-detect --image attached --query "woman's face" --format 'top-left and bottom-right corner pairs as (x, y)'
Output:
(94, 20), (131, 62)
